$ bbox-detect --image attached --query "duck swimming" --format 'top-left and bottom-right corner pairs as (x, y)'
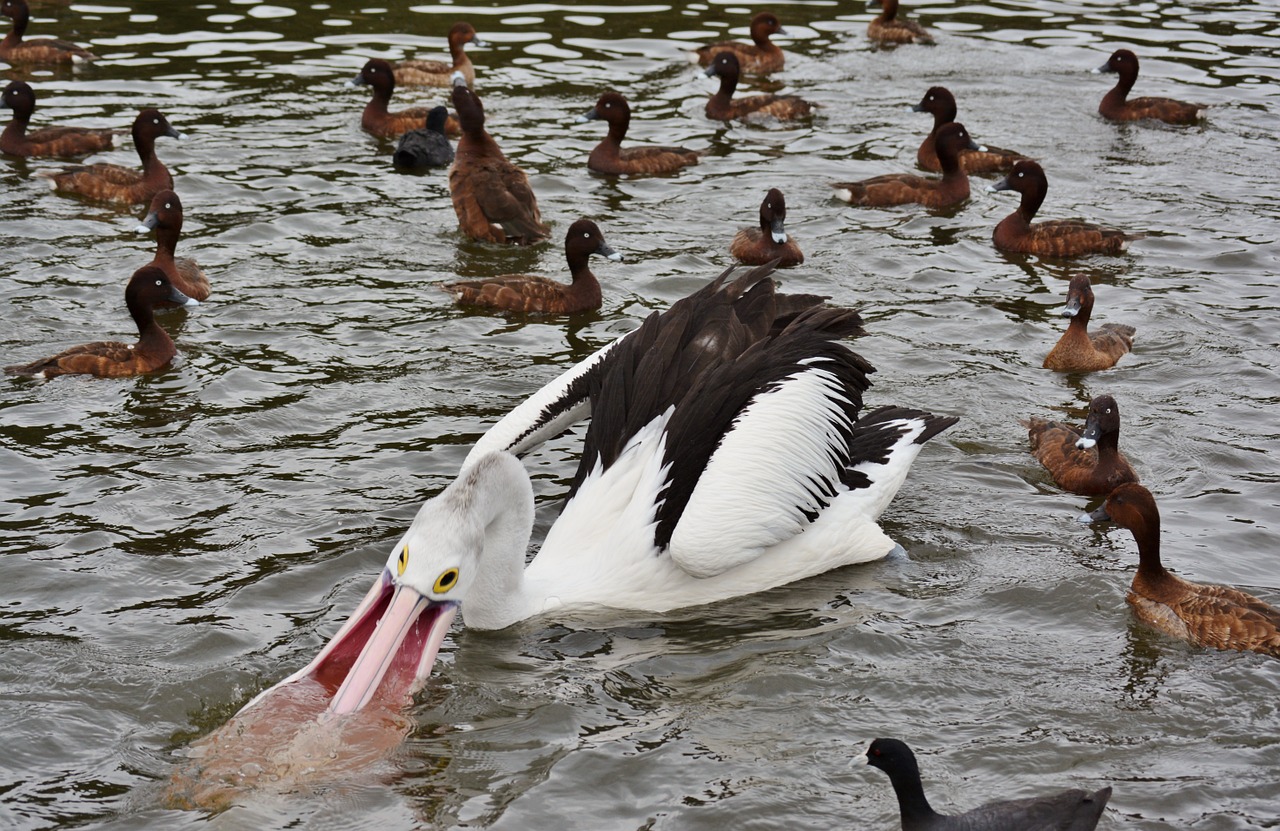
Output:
(442, 218), (619, 314)
(989, 160), (1141, 257)
(238, 263), (956, 716)
(0, 0), (98, 64)
(4, 265), (197, 379)
(1087, 484), (1280, 658)
(1042, 274), (1135, 372)
(912, 86), (1027, 175)
(37, 108), (183, 207)
(867, 0), (932, 45)
(866, 738), (1111, 831)
(833, 122), (978, 208)
(448, 75), (549, 245)
(579, 91), (700, 176)
(393, 21), (486, 88)
(730, 187), (803, 267)
(704, 51), (813, 122)
(693, 11), (787, 74)
(1096, 49), (1205, 125)
(1026, 394), (1138, 495)
(136, 189), (210, 305)
(351, 58), (440, 139)
(1, 80), (117, 157)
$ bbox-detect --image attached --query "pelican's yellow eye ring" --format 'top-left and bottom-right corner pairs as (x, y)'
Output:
(397, 545), (409, 576)
(433, 568), (460, 594)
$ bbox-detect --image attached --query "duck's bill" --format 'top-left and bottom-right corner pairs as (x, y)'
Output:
(239, 569), (457, 718)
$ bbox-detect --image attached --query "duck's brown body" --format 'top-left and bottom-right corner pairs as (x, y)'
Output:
(137, 189), (209, 305)
(393, 22), (484, 87)
(991, 160), (1140, 257)
(443, 219), (616, 313)
(833, 122), (977, 208)
(704, 51), (812, 122)
(1026, 395), (1137, 495)
(1092, 484), (1280, 659)
(4, 266), (196, 379)
(582, 92), (698, 176)
(1098, 49), (1205, 125)
(1043, 275), (1134, 372)
(913, 86), (1026, 174)
(448, 81), (549, 245)
(694, 12), (785, 74)
(1, 81), (117, 157)
(38, 109), (182, 206)
(867, 0), (932, 44)
(0, 0), (98, 64)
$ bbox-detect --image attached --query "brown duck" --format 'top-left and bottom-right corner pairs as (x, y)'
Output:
(1026, 394), (1138, 495)
(1088, 483), (1280, 659)
(693, 11), (787, 74)
(990, 160), (1141, 257)
(704, 51), (813, 122)
(136, 189), (210, 305)
(1096, 49), (1205, 125)
(1043, 274), (1134, 372)
(5, 266), (197, 379)
(0, 0), (97, 64)
(580, 91), (699, 176)
(448, 77), (549, 245)
(37, 109), (183, 206)
(351, 58), (458, 139)
(867, 0), (932, 44)
(394, 22), (486, 88)
(442, 219), (619, 314)
(1, 80), (117, 157)
(912, 86), (1027, 174)
(833, 122), (977, 208)
(730, 188), (803, 267)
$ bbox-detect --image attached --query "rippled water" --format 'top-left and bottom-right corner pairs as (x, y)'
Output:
(2, 0), (1278, 828)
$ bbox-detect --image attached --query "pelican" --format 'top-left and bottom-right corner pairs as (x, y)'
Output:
(241, 263), (957, 717)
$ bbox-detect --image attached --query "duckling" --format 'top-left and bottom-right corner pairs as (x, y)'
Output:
(1096, 49), (1205, 125)
(866, 738), (1111, 831)
(1043, 275), (1134, 372)
(832, 122), (977, 208)
(1026, 394), (1138, 495)
(867, 0), (932, 45)
(1, 80), (117, 157)
(394, 22), (487, 88)
(0, 0), (98, 64)
(579, 91), (699, 176)
(442, 218), (619, 314)
(393, 105), (454, 170)
(912, 86), (1027, 174)
(448, 75), (549, 245)
(37, 109), (183, 207)
(704, 51), (813, 122)
(351, 58), (438, 139)
(730, 188), (803, 267)
(5, 266), (197, 379)
(989, 160), (1141, 257)
(1087, 484), (1280, 658)
(693, 11), (787, 74)
(135, 189), (210, 305)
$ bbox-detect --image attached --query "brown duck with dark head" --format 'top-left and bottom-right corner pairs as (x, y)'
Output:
(580, 91), (699, 176)
(1, 80), (117, 157)
(833, 122), (977, 208)
(1096, 49), (1205, 125)
(37, 109), (183, 206)
(912, 86), (1027, 175)
(1043, 274), (1134, 372)
(394, 22), (486, 88)
(704, 51), (813, 122)
(352, 58), (459, 139)
(136, 189), (210, 305)
(1026, 394), (1138, 495)
(443, 219), (619, 314)
(730, 188), (803, 267)
(1088, 484), (1280, 659)
(989, 160), (1141, 257)
(448, 77), (550, 245)
(694, 12), (787, 74)
(0, 0), (98, 64)
(5, 265), (198, 379)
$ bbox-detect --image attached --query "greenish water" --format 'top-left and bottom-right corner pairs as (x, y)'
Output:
(1, 0), (1278, 828)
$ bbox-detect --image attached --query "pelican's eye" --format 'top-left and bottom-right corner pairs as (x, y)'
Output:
(434, 568), (460, 594)
(397, 544), (409, 576)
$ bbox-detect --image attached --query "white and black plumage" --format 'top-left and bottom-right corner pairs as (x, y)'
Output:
(867, 739), (1112, 831)
(392, 105), (454, 171)
(240, 263), (957, 716)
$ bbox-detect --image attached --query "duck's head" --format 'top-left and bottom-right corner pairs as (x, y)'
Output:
(1076, 394), (1120, 450)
